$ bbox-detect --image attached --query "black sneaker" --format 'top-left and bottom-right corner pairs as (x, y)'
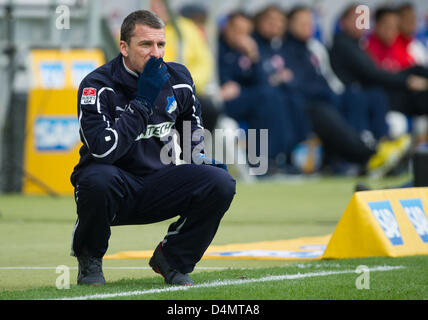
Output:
(149, 243), (194, 286)
(77, 255), (106, 286)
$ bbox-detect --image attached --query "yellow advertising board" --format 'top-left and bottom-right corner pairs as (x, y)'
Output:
(30, 49), (105, 89)
(323, 187), (428, 259)
(105, 235), (332, 261)
(22, 49), (105, 195)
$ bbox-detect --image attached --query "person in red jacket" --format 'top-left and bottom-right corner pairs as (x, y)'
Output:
(366, 5), (428, 72)
(365, 7), (413, 72)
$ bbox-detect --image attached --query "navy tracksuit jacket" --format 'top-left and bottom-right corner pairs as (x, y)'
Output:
(70, 54), (236, 274)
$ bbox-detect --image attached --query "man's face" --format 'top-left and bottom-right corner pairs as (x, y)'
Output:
(341, 9), (365, 39)
(225, 16), (253, 45)
(289, 10), (314, 42)
(257, 9), (287, 40)
(375, 13), (399, 46)
(399, 8), (417, 38)
(120, 24), (166, 74)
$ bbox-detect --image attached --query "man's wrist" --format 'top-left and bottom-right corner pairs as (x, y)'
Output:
(132, 98), (153, 115)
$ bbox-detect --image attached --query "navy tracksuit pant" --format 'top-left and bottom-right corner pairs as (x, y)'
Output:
(341, 87), (389, 140)
(70, 163), (236, 274)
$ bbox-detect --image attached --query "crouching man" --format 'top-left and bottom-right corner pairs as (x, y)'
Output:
(70, 10), (236, 286)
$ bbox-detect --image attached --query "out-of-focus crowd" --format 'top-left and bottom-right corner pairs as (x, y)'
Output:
(151, 1), (428, 177)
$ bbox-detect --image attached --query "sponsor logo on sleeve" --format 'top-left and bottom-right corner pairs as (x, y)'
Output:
(81, 87), (97, 105)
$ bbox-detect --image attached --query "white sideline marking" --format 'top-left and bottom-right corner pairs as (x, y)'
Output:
(0, 266), (229, 270)
(56, 265), (404, 300)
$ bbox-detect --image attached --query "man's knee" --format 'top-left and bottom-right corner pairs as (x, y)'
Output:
(76, 163), (123, 196)
(207, 167), (236, 204)
(74, 164), (126, 225)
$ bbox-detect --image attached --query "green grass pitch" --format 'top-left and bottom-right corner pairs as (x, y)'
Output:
(0, 176), (427, 300)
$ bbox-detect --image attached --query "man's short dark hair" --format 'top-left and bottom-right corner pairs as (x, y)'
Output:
(340, 3), (359, 20)
(120, 10), (165, 44)
(227, 11), (251, 24)
(254, 5), (286, 28)
(287, 5), (311, 21)
(397, 3), (414, 14)
(374, 6), (397, 23)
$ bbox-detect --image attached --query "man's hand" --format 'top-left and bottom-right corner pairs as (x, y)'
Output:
(269, 68), (294, 86)
(135, 57), (170, 107)
(220, 81), (241, 102)
(197, 153), (228, 172)
(407, 74), (428, 91)
(234, 35), (259, 63)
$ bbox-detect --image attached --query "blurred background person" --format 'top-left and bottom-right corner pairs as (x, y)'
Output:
(396, 3), (428, 67)
(365, 6), (410, 72)
(367, 4), (428, 72)
(396, 3), (428, 149)
(336, 6), (393, 145)
(218, 11), (296, 174)
(364, 5), (428, 119)
(364, 4), (428, 155)
(251, 5), (306, 173)
(180, 3), (210, 40)
(330, 4), (428, 118)
(150, 0), (220, 133)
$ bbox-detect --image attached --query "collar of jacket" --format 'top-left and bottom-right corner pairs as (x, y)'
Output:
(285, 32), (307, 48)
(284, 33), (311, 61)
(254, 32), (284, 51)
(337, 31), (361, 46)
(112, 53), (139, 96)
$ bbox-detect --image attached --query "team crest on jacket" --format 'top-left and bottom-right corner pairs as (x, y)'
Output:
(166, 96), (177, 114)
